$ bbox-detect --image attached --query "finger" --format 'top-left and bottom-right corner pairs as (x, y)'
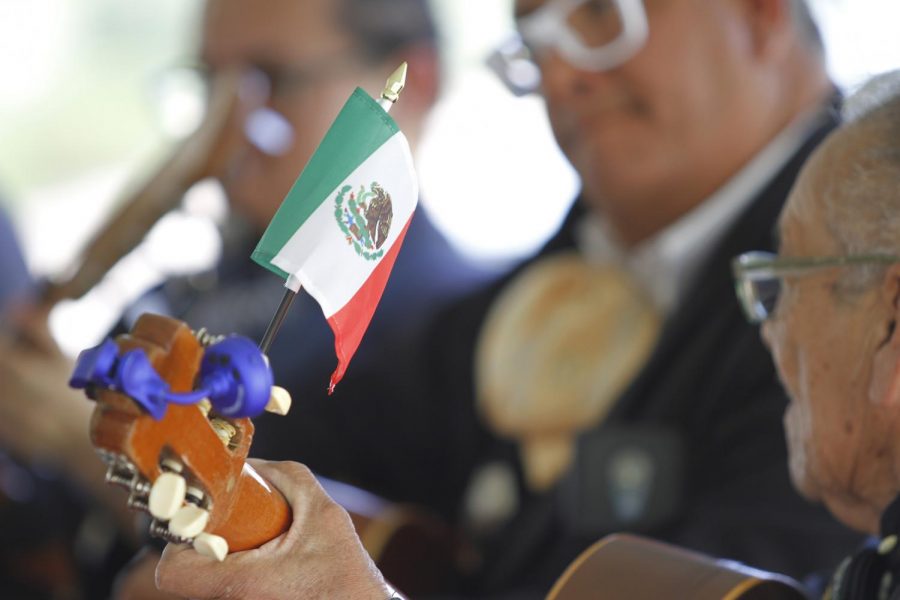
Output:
(247, 459), (322, 498)
(245, 460), (334, 535)
(156, 543), (233, 598)
(2, 305), (59, 355)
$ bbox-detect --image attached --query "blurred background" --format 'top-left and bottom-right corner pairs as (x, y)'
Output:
(1, 0), (898, 355)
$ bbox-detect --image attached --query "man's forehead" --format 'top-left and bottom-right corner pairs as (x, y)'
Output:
(201, 0), (347, 63)
(775, 151), (835, 256)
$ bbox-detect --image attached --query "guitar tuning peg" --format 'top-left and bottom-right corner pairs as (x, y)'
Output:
(265, 385), (292, 415)
(169, 505), (210, 538)
(193, 532), (229, 562)
(106, 458), (137, 489)
(160, 458), (184, 474)
(149, 472), (187, 521)
(149, 519), (190, 545)
(126, 477), (152, 512)
(127, 492), (150, 512)
(197, 398), (213, 418)
(131, 478), (151, 496)
(185, 485), (206, 506)
(210, 418), (238, 448)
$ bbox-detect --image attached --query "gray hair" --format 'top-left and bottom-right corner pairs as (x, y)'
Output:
(337, 0), (438, 61)
(822, 70), (900, 289)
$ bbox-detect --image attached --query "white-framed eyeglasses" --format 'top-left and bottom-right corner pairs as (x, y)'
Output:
(488, 0), (649, 96)
(731, 251), (900, 324)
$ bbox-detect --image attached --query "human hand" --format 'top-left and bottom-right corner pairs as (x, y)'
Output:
(112, 548), (182, 600)
(156, 459), (393, 600)
(0, 325), (90, 467)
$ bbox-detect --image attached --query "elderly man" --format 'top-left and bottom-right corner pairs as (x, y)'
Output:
(733, 71), (900, 598)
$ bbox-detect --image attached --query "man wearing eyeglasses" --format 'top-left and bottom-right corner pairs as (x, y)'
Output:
(732, 72), (900, 598)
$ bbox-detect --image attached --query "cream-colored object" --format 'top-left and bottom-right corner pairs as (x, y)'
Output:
(197, 398), (212, 418)
(476, 252), (661, 491)
(185, 485), (206, 503)
(463, 461), (520, 533)
(148, 472), (187, 520)
(193, 532), (229, 561)
(265, 385), (292, 415)
(160, 458), (184, 474)
(210, 418), (237, 447)
(169, 505), (210, 538)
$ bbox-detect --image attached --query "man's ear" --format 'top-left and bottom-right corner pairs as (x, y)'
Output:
(733, 0), (794, 61)
(868, 265), (900, 407)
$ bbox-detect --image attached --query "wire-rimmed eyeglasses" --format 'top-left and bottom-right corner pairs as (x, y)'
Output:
(731, 251), (900, 324)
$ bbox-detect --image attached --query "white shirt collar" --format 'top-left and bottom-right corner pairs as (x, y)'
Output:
(575, 108), (826, 314)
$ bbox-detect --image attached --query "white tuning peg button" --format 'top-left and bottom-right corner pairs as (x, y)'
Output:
(169, 504), (210, 539)
(265, 385), (292, 415)
(148, 472), (187, 520)
(194, 532), (229, 561)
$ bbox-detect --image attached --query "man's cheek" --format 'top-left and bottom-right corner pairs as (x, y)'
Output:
(783, 402), (821, 501)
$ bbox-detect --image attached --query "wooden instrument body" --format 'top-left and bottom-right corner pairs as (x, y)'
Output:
(548, 534), (809, 600)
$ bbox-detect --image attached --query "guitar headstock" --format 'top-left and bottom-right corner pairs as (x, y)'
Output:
(71, 313), (291, 560)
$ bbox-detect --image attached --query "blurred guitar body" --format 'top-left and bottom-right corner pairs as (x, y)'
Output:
(548, 533), (808, 600)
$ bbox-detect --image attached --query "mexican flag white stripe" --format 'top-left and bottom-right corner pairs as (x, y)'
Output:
(268, 132), (417, 316)
(252, 87), (418, 390)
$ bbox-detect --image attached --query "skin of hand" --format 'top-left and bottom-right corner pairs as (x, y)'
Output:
(156, 459), (393, 600)
(112, 548), (183, 600)
(0, 320), (144, 536)
(0, 325), (90, 469)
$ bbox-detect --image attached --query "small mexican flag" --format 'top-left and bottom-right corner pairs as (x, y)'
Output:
(252, 87), (417, 391)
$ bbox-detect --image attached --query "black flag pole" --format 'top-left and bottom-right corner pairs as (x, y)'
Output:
(259, 288), (297, 354)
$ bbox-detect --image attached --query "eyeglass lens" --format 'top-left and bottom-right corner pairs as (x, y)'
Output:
(740, 276), (781, 322)
(566, 0), (627, 47)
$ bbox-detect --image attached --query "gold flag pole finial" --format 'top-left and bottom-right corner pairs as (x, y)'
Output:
(378, 62), (408, 111)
